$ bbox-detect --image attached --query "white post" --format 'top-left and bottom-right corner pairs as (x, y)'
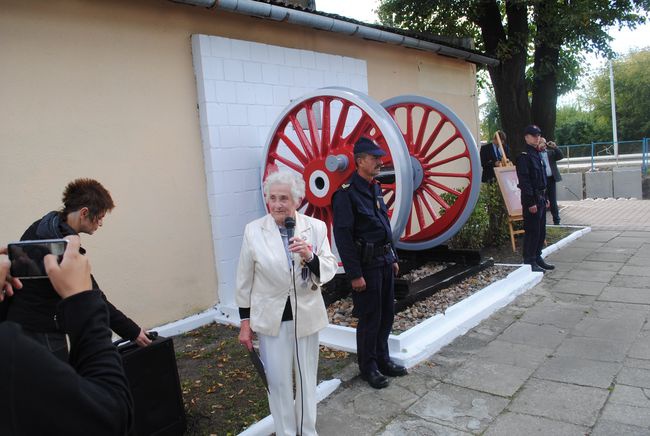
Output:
(609, 59), (619, 165)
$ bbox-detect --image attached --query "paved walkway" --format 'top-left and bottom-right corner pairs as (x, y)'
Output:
(316, 200), (650, 435)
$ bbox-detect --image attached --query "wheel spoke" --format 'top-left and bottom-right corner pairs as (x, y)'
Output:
(419, 189), (440, 221)
(414, 107), (431, 153)
(344, 114), (373, 145)
(425, 178), (462, 197)
(423, 184), (451, 210)
(425, 170), (470, 179)
(425, 149), (468, 169)
(405, 105), (414, 150)
(414, 194), (426, 232)
(330, 101), (351, 150)
(306, 104), (322, 157)
(416, 117), (445, 155)
(321, 99), (331, 152)
(269, 152), (304, 174)
(278, 132), (309, 165)
(422, 132), (461, 163)
(288, 114), (316, 160)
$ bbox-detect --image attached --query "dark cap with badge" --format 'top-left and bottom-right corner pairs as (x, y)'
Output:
(524, 124), (542, 136)
(353, 137), (386, 156)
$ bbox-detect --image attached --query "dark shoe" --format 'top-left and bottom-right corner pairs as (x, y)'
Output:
(528, 262), (545, 273)
(537, 258), (555, 270)
(553, 220), (561, 225)
(360, 370), (389, 389)
(378, 360), (408, 377)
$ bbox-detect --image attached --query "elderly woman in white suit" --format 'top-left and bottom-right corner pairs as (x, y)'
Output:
(237, 171), (338, 436)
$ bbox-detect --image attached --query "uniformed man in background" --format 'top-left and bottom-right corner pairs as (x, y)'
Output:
(516, 125), (555, 273)
(332, 137), (407, 390)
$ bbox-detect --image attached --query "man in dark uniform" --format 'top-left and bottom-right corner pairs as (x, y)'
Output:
(516, 125), (555, 273)
(332, 137), (407, 389)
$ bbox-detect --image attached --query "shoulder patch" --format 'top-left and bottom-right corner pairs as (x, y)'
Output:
(341, 183), (350, 189)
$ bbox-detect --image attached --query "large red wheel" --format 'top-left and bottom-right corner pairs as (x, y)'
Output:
(379, 96), (481, 250)
(261, 88), (413, 249)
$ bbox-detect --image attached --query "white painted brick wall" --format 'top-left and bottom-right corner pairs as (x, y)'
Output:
(191, 34), (368, 308)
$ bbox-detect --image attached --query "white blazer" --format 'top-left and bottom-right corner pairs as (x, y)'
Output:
(236, 212), (338, 338)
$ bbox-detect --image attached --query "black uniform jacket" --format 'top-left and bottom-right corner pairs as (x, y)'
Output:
(1, 211), (140, 340)
(516, 145), (548, 209)
(332, 172), (396, 279)
(0, 290), (133, 436)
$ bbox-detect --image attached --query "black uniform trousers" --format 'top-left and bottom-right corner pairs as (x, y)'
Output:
(546, 176), (560, 224)
(522, 198), (547, 264)
(353, 264), (394, 375)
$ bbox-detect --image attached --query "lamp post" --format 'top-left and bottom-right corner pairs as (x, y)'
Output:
(609, 59), (619, 165)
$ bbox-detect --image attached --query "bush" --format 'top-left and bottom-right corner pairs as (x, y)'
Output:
(445, 182), (510, 250)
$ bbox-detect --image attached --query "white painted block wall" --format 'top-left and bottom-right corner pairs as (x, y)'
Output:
(191, 35), (368, 316)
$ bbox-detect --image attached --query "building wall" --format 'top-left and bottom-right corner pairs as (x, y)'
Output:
(0, 0), (479, 328)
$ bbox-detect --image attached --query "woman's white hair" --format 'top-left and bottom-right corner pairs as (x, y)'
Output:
(263, 171), (305, 204)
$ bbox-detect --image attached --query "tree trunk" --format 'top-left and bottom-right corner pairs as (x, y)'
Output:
(474, 1), (531, 158)
(531, 2), (561, 141)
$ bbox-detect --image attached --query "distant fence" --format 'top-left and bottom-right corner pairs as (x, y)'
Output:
(557, 138), (649, 174)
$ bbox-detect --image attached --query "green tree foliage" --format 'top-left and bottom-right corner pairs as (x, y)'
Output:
(377, 0), (649, 156)
(554, 105), (600, 144)
(480, 87), (501, 141)
(588, 48), (650, 141)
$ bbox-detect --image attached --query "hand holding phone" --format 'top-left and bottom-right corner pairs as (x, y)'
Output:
(8, 239), (68, 279)
(44, 236), (92, 299)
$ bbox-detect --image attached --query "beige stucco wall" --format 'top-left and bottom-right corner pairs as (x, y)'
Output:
(0, 0), (479, 329)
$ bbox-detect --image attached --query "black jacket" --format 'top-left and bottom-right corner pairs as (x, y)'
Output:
(332, 172), (396, 279)
(1, 211), (140, 340)
(480, 142), (509, 183)
(540, 147), (564, 181)
(0, 290), (133, 435)
(516, 145), (548, 209)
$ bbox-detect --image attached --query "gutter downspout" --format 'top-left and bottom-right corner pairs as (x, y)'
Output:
(171, 0), (499, 67)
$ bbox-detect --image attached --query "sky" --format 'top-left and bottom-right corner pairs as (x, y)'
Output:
(316, 0), (649, 104)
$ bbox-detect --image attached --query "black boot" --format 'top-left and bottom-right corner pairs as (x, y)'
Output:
(360, 370), (389, 389)
(526, 261), (545, 273)
(378, 360), (408, 377)
(537, 257), (555, 270)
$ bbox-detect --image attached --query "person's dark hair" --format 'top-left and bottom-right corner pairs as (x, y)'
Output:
(61, 179), (115, 220)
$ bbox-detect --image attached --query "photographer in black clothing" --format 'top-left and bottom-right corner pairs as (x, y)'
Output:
(1, 178), (151, 361)
(0, 236), (133, 436)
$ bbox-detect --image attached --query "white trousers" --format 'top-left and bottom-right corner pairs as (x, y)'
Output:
(259, 321), (320, 436)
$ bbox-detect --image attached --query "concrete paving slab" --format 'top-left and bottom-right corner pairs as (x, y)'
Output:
(545, 247), (593, 262)
(635, 244), (650, 257)
(621, 230), (650, 238)
(589, 301), (650, 318)
(483, 412), (588, 436)
(617, 366), (650, 389)
(610, 274), (650, 288)
(549, 279), (607, 296)
(619, 265), (650, 276)
(572, 316), (644, 342)
(508, 378), (608, 426)
(609, 384), (650, 408)
(498, 322), (568, 349)
(444, 358), (534, 397)
(600, 403), (650, 428)
(625, 255), (650, 265)
(477, 340), (551, 370)
(625, 357), (650, 370)
(570, 260), (624, 271)
(578, 230), (621, 242)
(550, 293), (597, 307)
(391, 371), (441, 398)
(378, 417), (472, 436)
(595, 246), (638, 255)
(316, 409), (382, 436)
(599, 286), (650, 305)
(592, 420), (650, 436)
(533, 355), (621, 388)
(565, 240), (604, 250)
(519, 304), (586, 329)
(605, 237), (648, 249)
(585, 251), (633, 262)
(555, 336), (630, 362)
(406, 383), (509, 434)
(564, 268), (617, 283)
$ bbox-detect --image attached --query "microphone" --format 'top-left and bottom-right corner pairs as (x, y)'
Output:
(284, 217), (296, 240)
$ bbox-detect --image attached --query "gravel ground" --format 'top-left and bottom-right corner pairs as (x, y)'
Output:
(327, 264), (516, 334)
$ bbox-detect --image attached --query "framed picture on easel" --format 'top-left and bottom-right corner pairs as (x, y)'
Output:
(494, 166), (524, 251)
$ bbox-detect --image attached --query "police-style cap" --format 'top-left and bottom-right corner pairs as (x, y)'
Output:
(353, 137), (386, 156)
(524, 125), (542, 136)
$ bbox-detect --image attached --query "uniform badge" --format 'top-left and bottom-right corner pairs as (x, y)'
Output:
(341, 183), (350, 189)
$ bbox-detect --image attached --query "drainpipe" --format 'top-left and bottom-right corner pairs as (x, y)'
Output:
(170, 0), (499, 67)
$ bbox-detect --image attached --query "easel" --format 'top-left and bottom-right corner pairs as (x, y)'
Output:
(493, 131), (523, 252)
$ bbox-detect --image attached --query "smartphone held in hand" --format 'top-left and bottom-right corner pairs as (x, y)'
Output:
(8, 239), (68, 279)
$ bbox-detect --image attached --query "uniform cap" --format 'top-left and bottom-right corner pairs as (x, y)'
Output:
(353, 137), (386, 156)
(524, 125), (542, 136)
